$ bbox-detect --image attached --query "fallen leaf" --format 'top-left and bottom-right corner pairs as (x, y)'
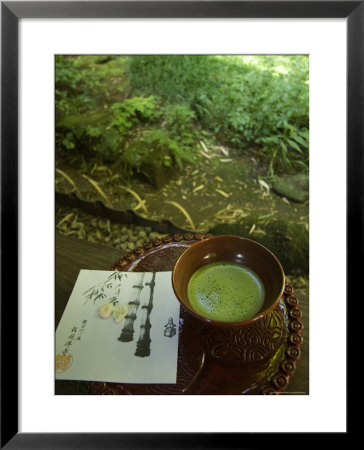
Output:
(258, 179), (270, 192)
(216, 189), (230, 198)
(193, 184), (204, 193)
(258, 211), (277, 220)
(200, 141), (210, 154)
(249, 224), (256, 234)
(220, 146), (229, 156)
(56, 213), (74, 228)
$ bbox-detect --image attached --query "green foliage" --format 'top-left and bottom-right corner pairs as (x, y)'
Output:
(55, 54), (309, 179)
(124, 128), (195, 175)
(56, 93), (197, 180)
(160, 103), (197, 147)
(257, 125), (309, 174)
(110, 96), (157, 129)
(55, 55), (126, 120)
(127, 55), (309, 173)
(56, 96), (160, 161)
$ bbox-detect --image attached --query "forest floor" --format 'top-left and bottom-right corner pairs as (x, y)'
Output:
(56, 144), (308, 233)
(55, 143), (309, 279)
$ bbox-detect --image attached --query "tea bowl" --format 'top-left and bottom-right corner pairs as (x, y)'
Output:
(172, 235), (285, 328)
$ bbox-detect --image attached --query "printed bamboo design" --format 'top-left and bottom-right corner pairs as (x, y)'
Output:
(135, 272), (156, 357)
(118, 273), (145, 343)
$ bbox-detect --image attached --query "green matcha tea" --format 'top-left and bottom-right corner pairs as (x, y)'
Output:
(187, 261), (265, 322)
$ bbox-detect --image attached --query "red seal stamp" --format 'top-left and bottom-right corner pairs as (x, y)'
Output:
(56, 354), (73, 373)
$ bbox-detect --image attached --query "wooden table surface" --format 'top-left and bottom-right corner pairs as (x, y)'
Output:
(55, 232), (309, 395)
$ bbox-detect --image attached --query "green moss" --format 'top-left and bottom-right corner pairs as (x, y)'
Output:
(122, 130), (192, 188)
(56, 111), (111, 129)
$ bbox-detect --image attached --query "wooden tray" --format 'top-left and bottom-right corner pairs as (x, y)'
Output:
(91, 233), (303, 395)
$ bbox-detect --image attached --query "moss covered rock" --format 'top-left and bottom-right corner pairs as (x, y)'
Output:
(272, 173), (309, 203)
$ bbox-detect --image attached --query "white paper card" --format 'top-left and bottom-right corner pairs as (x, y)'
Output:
(56, 270), (180, 384)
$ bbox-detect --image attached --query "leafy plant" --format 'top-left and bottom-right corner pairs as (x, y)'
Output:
(55, 54), (309, 180)
(110, 96), (158, 131)
(123, 128), (195, 173)
(127, 55), (309, 173)
(160, 103), (197, 146)
(56, 90), (197, 184)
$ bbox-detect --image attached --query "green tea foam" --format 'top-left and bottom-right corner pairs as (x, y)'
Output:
(187, 261), (265, 322)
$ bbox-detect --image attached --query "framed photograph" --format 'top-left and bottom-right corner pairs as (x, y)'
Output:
(2, 1), (357, 446)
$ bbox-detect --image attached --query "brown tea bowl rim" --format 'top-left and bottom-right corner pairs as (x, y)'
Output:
(171, 235), (285, 328)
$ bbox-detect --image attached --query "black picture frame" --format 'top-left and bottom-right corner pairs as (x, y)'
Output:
(1, 1), (357, 447)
